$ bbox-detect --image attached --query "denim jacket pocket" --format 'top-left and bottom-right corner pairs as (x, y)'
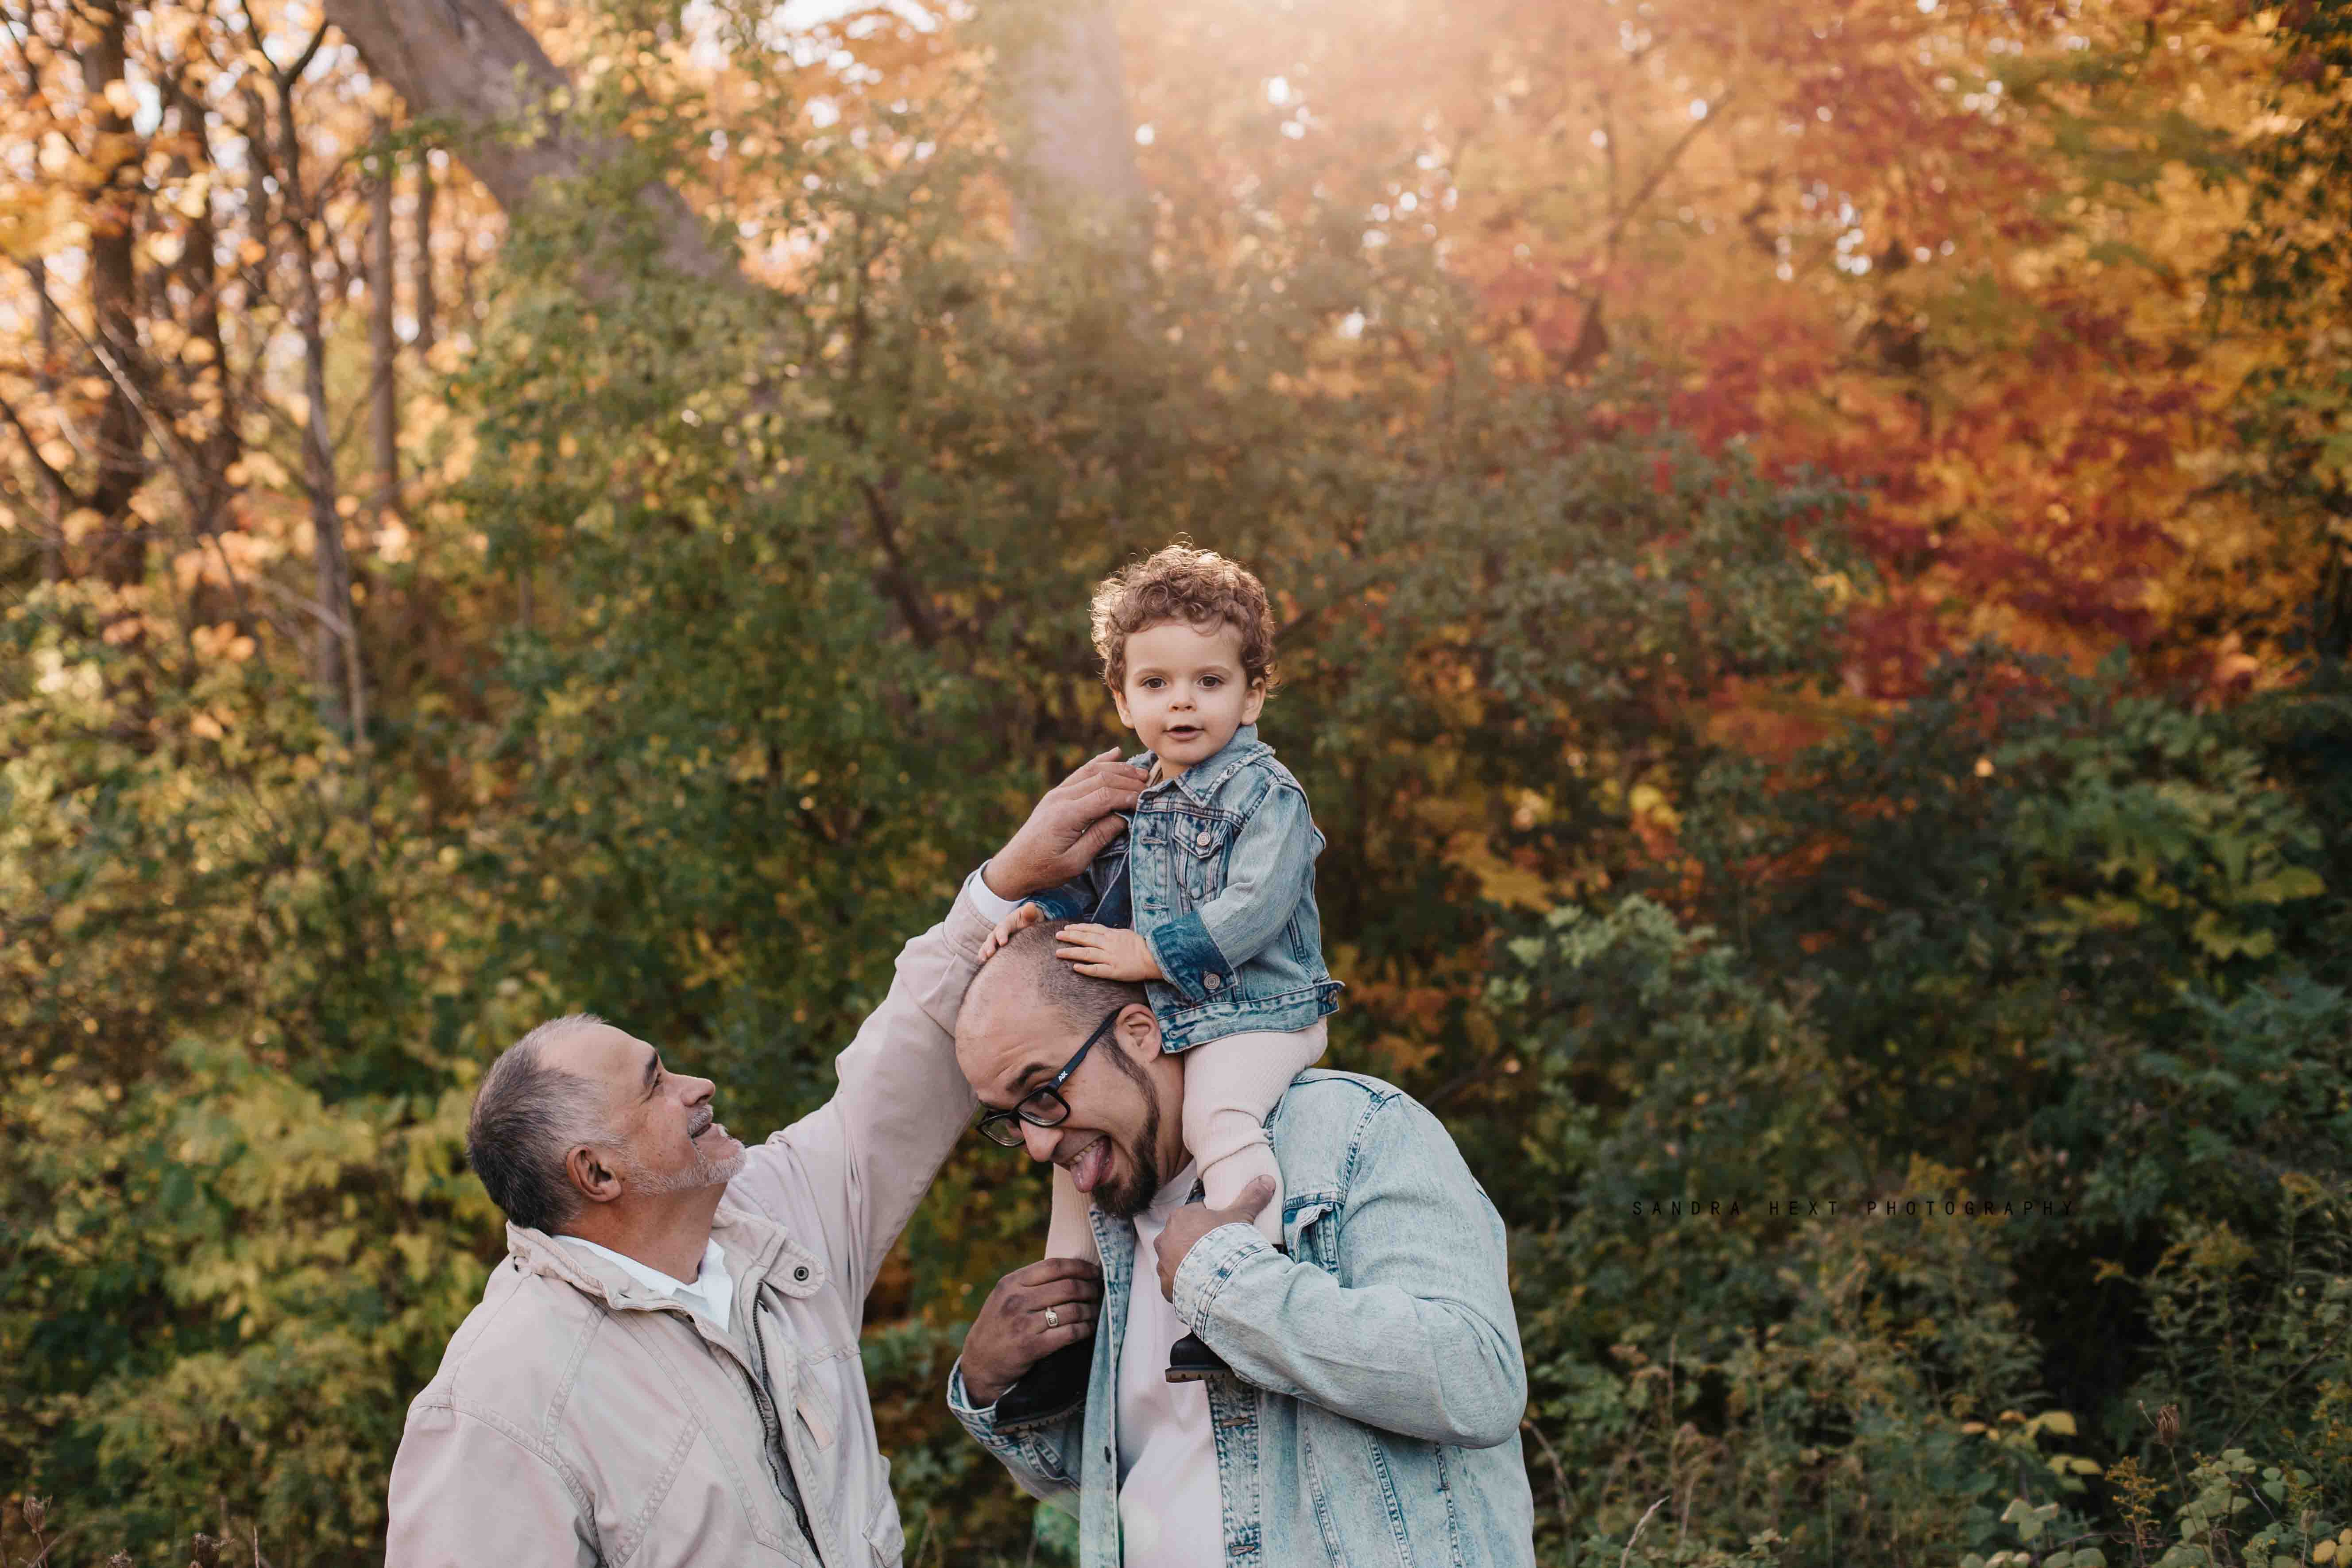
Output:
(1165, 814), (1232, 899)
(1282, 1196), (1342, 1276)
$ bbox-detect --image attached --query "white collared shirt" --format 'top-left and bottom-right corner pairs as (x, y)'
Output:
(560, 1234), (735, 1335)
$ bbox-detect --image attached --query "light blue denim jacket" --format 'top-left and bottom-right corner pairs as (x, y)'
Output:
(1028, 723), (1341, 1052)
(947, 1069), (1537, 1568)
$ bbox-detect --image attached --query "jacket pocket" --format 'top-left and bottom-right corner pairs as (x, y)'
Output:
(1171, 816), (1232, 902)
(863, 1476), (906, 1567)
(1283, 1197), (1341, 1276)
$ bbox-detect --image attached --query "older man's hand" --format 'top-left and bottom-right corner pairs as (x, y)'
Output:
(959, 1258), (1104, 1409)
(983, 749), (1149, 902)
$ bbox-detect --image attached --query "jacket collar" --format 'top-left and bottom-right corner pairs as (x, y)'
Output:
(1130, 723), (1267, 805)
(506, 1198), (830, 1314)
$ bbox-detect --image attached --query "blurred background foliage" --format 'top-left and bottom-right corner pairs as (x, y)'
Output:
(3, 0), (2351, 1562)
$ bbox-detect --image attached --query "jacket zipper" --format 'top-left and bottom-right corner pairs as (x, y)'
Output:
(743, 1296), (819, 1556)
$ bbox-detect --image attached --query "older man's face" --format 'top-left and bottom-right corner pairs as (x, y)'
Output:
(542, 1022), (747, 1196)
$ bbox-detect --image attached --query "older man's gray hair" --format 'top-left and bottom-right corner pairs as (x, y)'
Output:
(466, 1014), (613, 1234)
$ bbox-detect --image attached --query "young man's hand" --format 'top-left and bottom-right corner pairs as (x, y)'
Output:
(1153, 1177), (1277, 1300)
(979, 902), (1046, 964)
(1053, 924), (1163, 982)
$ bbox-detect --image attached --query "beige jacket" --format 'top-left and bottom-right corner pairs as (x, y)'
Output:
(385, 891), (989, 1568)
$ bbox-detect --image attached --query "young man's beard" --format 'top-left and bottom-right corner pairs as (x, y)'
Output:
(1091, 1042), (1165, 1220)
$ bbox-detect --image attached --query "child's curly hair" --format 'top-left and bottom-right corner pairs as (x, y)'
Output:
(1090, 544), (1279, 694)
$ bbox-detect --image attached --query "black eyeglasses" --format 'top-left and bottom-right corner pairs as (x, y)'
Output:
(975, 1005), (1127, 1148)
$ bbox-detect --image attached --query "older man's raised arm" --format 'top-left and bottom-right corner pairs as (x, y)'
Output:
(727, 751), (1146, 1305)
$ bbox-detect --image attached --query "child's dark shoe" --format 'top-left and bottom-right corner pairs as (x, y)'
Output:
(1164, 1331), (1229, 1384)
(994, 1339), (1092, 1432)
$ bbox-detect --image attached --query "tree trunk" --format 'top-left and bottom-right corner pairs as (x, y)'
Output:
(80, 0), (148, 586)
(322, 0), (1144, 272)
(413, 151), (438, 357)
(28, 260), (62, 583)
(267, 51), (366, 739)
(318, 0), (731, 283)
(992, 0), (1146, 256)
(168, 73), (241, 552)
(369, 117), (400, 521)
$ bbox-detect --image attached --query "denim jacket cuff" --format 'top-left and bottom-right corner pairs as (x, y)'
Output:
(1029, 890), (1087, 921)
(1171, 1220), (1271, 1336)
(1142, 910), (1238, 1007)
(947, 1360), (1025, 1453)
(948, 1358), (1079, 1487)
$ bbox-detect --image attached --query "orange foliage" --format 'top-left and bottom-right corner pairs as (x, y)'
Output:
(1122, 0), (2308, 719)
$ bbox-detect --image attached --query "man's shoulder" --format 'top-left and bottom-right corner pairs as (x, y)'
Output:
(1278, 1066), (1410, 1114)
(408, 1257), (602, 1433)
(1268, 1069), (1428, 1161)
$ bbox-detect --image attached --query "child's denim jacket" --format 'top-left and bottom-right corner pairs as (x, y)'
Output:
(1028, 723), (1340, 1052)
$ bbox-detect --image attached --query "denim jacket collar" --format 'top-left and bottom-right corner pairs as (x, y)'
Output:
(1129, 722), (1270, 805)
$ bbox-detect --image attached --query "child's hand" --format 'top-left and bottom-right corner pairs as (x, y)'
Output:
(979, 902), (1046, 964)
(1053, 924), (1163, 983)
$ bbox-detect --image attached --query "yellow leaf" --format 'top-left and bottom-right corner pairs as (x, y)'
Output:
(0, 185), (78, 261)
(2039, 1410), (2077, 1436)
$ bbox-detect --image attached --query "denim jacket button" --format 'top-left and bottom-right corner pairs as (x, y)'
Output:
(1205, 972), (1222, 991)
(1195, 830), (1212, 847)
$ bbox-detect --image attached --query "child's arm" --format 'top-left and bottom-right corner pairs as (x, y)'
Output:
(1140, 781), (1318, 1006)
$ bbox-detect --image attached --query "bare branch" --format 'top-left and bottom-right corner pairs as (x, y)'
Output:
(0, 384), (83, 507)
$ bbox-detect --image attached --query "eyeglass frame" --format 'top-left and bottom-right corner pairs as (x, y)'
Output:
(974, 1003), (1130, 1148)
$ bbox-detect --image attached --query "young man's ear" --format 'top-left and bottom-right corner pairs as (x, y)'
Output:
(1241, 678), (1266, 725)
(1110, 681), (1135, 730)
(1115, 1001), (1161, 1062)
(568, 1143), (625, 1206)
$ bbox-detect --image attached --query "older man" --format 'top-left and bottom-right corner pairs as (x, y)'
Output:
(945, 914), (1538, 1568)
(384, 752), (1147, 1568)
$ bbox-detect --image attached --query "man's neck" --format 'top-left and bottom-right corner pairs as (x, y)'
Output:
(559, 1192), (721, 1283)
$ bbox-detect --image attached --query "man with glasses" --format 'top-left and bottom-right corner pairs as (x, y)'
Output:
(944, 912), (1538, 1567)
(386, 753), (1146, 1568)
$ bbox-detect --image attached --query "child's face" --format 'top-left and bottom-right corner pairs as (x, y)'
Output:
(1112, 618), (1265, 775)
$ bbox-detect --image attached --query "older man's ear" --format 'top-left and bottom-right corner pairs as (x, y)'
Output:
(565, 1144), (624, 1205)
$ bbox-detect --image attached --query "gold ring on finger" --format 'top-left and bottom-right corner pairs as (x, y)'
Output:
(1043, 1305), (1060, 1329)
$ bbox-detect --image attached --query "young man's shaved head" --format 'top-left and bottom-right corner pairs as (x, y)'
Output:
(965, 918), (1146, 1036)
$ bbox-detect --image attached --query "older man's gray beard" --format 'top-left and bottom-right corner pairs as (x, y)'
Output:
(620, 1135), (747, 1196)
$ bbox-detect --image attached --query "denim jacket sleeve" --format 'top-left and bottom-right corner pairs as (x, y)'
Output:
(1142, 781), (1317, 1004)
(1166, 1094), (1527, 1449)
(1022, 844), (1121, 923)
(944, 1357), (1085, 1515)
